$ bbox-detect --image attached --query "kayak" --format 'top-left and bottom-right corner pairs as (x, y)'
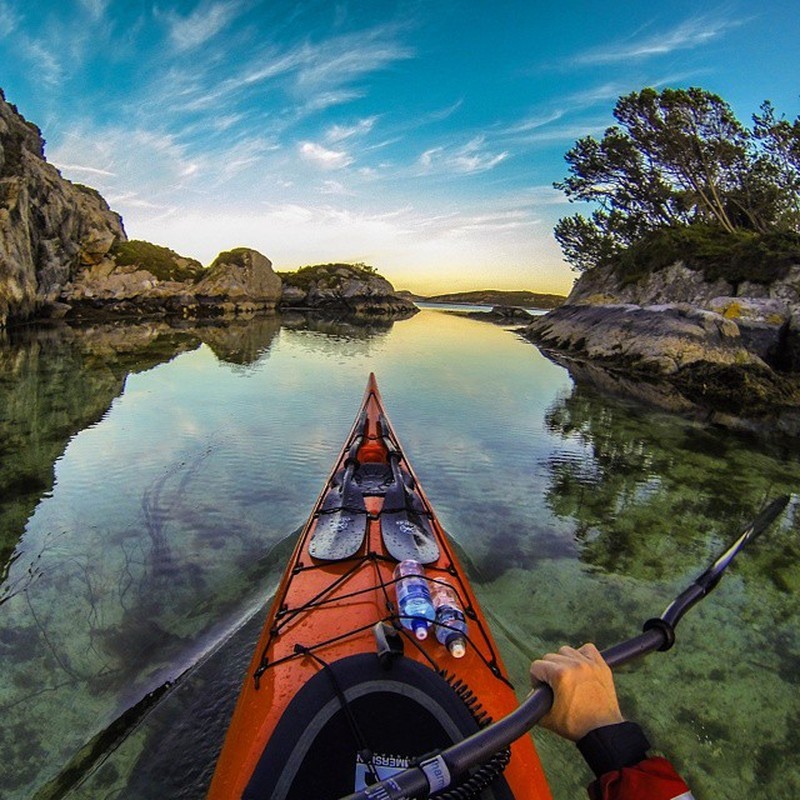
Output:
(207, 374), (552, 799)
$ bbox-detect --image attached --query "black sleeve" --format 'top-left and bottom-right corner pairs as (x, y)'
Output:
(576, 722), (651, 778)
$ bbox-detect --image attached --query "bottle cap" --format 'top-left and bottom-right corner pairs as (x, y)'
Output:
(413, 620), (428, 640)
(449, 639), (466, 658)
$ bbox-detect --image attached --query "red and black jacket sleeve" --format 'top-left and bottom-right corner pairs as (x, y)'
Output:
(577, 722), (694, 800)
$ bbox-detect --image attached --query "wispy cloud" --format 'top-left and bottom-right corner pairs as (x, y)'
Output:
(418, 136), (508, 175)
(23, 38), (63, 86)
(294, 27), (414, 93)
(164, 0), (242, 52)
(80, 0), (109, 20)
(325, 117), (377, 143)
(299, 141), (354, 170)
(0, 0), (19, 37)
(53, 162), (117, 177)
(573, 13), (744, 65)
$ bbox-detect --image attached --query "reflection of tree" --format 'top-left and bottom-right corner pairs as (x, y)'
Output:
(544, 383), (800, 582)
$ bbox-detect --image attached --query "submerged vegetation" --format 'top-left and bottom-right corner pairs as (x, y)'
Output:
(554, 88), (800, 277)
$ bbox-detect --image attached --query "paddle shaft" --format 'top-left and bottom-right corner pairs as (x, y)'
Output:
(340, 627), (667, 800)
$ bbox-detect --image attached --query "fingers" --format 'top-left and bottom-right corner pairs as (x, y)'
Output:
(530, 643), (608, 687)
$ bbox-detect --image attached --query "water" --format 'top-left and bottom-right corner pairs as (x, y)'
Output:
(1, 310), (799, 799)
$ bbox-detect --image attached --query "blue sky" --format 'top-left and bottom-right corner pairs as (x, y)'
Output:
(0, 1), (798, 294)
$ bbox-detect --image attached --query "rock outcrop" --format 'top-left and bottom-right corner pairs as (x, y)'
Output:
(526, 302), (764, 375)
(0, 90), (125, 326)
(279, 263), (417, 317)
(529, 259), (800, 374)
(195, 248), (282, 313)
(525, 255), (800, 423)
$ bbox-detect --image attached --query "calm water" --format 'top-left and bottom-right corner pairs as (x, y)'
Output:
(1, 310), (799, 800)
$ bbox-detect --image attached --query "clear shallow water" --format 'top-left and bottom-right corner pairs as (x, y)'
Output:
(1, 310), (799, 799)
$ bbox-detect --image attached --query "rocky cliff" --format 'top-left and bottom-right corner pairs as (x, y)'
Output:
(0, 90), (125, 326)
(525, 258), (800, 424)
(279, 263), (417, 317)
(0, 92), (414, 325)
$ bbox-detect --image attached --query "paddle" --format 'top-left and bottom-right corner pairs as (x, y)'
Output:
(339, 494), (791, 800)
(308, 412), (369, 561)
(379, 445), (440, 564)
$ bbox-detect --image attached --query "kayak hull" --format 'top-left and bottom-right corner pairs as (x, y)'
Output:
(208, 374), (551, 799)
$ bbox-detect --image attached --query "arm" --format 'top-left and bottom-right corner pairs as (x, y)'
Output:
(530, 644), (694, 800)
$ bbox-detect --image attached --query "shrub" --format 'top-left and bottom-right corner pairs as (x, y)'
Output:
(111, 240), (204, 282)
(615, 224), (800, 287)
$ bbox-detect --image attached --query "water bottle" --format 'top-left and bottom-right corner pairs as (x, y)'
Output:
(393, 560), (435, 640)
(432, 582), (468, 658)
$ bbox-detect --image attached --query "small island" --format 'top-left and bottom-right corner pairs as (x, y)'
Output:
(524, 87), (800, 430)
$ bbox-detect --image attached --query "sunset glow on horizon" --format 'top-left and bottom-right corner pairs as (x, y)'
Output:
(1, 1), (797, 295)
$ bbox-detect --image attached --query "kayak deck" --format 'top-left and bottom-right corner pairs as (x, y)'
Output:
(207, 374), (551, 799)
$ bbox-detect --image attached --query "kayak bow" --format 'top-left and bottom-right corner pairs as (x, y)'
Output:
(207, 374), (551, 800)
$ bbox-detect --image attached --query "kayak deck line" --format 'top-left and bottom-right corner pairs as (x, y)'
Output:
(207, 374), (552, 799)
(251, 552), (512, 689)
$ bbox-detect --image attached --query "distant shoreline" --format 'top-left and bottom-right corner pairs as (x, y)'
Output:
(398, 289), (566, 309)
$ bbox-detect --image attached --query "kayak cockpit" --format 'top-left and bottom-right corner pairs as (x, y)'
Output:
(243, 653), (513, 800)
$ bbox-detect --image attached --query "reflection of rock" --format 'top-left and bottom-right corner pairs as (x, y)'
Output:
(542, 348), (800, 436)
(281, 310), (395, 336)
(198, 314), (281, 366)
(279, 263), (417, 317)
(0, 315), (283, 577)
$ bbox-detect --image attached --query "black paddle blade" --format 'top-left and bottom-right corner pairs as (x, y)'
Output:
(380, 509), (439, 564)
(308, 510), (368, 560)
(380, 457), (440, 564)
(308, 469), (368, 561)
(699, 494), (791, 589)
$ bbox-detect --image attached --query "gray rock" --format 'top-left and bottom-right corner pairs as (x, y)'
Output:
(525, 303), (764, 375)
(195, 248), (281, 308)
(0, 91), (125, 326)
(280, 263), (417, 317)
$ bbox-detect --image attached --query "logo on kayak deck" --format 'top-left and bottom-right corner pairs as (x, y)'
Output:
(354, 752), (410, 791)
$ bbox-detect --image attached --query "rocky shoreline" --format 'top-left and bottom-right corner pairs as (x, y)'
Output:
(0, 91), (415, 328)
(522, 261), (800, 428)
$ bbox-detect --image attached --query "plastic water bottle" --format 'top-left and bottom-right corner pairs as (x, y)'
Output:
(393, 560), (435, 640)
(432, 582), (468, 658)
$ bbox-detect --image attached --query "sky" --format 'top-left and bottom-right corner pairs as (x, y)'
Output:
(0, 1), (798, 295)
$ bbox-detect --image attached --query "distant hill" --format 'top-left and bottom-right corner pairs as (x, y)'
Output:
(418, 289), (566, 309)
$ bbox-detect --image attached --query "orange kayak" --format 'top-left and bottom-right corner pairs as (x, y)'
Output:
(208, 374), (552, 799)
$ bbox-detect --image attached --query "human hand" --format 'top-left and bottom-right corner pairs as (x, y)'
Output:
(530, 643), (624, 741)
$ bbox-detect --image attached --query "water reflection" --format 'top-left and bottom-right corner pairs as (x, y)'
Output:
(1, 310), (799, 800)
(543, 381), (800, 581)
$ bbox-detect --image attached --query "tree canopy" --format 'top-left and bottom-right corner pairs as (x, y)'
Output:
(554, 88), (800, 273)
